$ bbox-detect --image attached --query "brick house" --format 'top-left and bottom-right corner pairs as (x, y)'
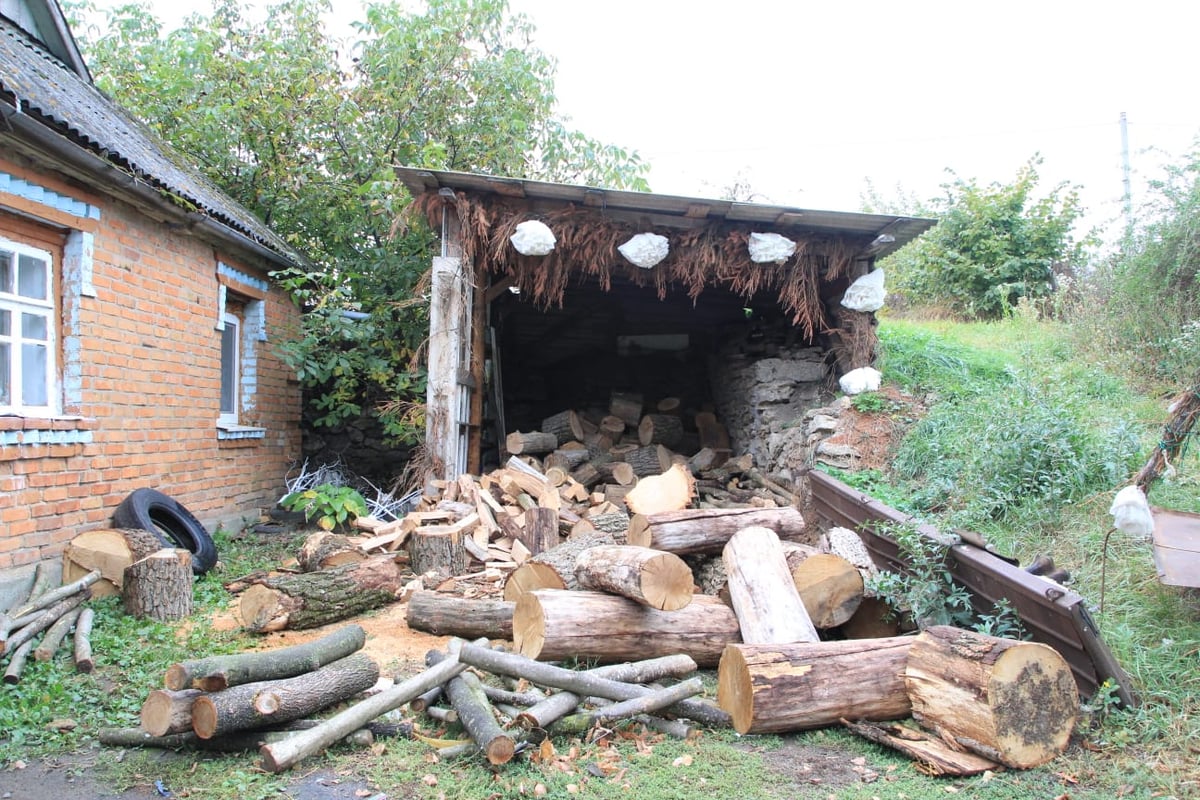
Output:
(0, 0), (305, 573)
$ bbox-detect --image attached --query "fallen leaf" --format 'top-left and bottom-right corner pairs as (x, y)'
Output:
(1055, 772), (1080, 785)
(540, 739), (556, 762)
(355, 791), (373, 798)
(46, 718), (77, 731)
(422, 774), (439, 786)
(566, 785), (579, 794)
(11, 760), (27, 770)
(672, 754), (693, 767)
(533, 784), (548, 797)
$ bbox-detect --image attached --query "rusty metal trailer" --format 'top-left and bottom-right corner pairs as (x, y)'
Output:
(808, 470), (1136, 706)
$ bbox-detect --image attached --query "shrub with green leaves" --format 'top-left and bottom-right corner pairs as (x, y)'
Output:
(280, 483), (369, 531)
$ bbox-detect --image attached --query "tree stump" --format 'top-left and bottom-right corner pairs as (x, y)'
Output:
(63, 528), (163, 596)
(409, 528), (470, 579)
(574, 545), (693, 611)
(718, 638), (913, 734)
(514, 589), (740, 667)
(123, 550), (193, 621)
(904, 625), (1078, 769)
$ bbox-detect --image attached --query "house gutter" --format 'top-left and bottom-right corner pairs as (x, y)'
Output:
(0, 100), (301, 270)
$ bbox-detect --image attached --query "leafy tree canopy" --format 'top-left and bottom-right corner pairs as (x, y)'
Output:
(865, 158), (1090, 320)
(68, 0), (649, 443)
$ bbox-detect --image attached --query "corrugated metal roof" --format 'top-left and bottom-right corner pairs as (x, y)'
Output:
(0, 18), (303, 267)
(396, 167), (936, 260)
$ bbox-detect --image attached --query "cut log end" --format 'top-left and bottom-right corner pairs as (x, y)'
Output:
(988, 645), (1078, 767)
(512, 593), (547, 659)
(502, 562), (567, 603)
(642, 553), (695, 611)
(190, 696), (220, 740)
(716, 644), (754, 734)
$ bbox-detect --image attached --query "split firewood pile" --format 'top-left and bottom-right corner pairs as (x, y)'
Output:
(0, 564), (99, 684)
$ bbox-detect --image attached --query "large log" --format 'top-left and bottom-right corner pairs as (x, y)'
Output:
(123, 549), (193, 621)
(259, 639), (484, 773)
(514, 589), (740, 667)
(297, 531), (367, 571)
(502, 530), (617, 602)
(574, 545), (693, 611)
(624, 463), (694, 515)
(628, 506), (808, 555)
(624, 445), (673, 478)
(166, 624), (367, 692)
(63, 528), (163, 596)
(238, 556), (401, 633)
(191, 652), (380, 739)
(788, 551), (864, 629)
(405, 592), (514, 640)
(723, 526), (818, 645)
(904, 625), (1078, 769)
(717, 638), (914, 734)
(141, 688), (205, 736)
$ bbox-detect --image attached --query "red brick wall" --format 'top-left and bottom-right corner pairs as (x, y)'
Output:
(1, 157), (302, 569)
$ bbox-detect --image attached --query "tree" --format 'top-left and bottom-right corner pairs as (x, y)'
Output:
(877, 158), (1089, 320)
(70, 0), (649, 445)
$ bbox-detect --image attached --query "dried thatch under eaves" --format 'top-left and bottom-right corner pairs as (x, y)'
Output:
(415, 190), (864, 341)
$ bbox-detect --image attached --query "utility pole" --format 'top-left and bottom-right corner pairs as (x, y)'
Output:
(1120, 111), (1133, 243)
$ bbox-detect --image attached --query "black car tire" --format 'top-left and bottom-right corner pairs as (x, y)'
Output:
(112, 488), (218, 575)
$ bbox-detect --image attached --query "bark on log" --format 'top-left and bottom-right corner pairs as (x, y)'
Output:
(609, 392), (643, 427)
(259, 639), (482, 773)
(2, 640), (34, 684)
(723, 526), (819, 645)
(192, 652), (380, 739)
(841, 719), (1001, 777)
(638, 414), (683, 448)
(694, 411), (731, 451)
(574, 545), (693, 611)
(166, 624), (367, 692)
(597, 461), (636, 486)
(3, 588), (92, 657)
(514, 589), (740, 667)
(904, 625), (1078, 769)
(628, 506), (808, 555)
(73, 607), (95, 673)
(515, 654), (702, 730)
(33, 606), (82, 661)
(547, 447), (590, 470)
(718, 638), (914, 734)
(446, 670), (516, 764)
(788, 552), (864, 629)
(599, 415), (626, 438)
(506, 431), (558, 455)
(6, 569), (100, 621)
(409, 527), (471, 579)
(517, 507), (559, 557)
(458, 644), (729, 728)
(502, 530), (617, 602)
(624, 445), (673, 478)
(239, 556), (401, 633)
(63, 528), (163, 596)
(405, 592), (514, 640)
(141, 688), (205, 736)
(541, 410), (585, 444)
(123, 549), (193, 621)
(297, 531), (367, 571)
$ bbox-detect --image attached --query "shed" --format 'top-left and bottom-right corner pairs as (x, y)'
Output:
(397, 167), (934, 481)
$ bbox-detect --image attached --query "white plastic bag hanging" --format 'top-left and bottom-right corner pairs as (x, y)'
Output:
(839, 366), (882, 395)
(618, 233), (669, 269)
(510, 220), (556, 256)
(841, 269), (886, 312)
(748, 232), (796, 264)
(1109, 485), (1154, 539)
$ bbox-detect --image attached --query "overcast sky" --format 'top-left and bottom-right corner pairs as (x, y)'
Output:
(87, 0), (1200, 241)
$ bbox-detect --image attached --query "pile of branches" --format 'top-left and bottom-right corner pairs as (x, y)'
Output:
(0, 565), (98, 683)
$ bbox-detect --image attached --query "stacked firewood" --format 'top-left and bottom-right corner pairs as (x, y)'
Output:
(0, 565), (98, 684)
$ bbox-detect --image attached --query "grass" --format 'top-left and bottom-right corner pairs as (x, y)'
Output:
(4, 315), (1200, 798)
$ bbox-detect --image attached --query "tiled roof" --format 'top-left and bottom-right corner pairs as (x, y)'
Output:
(0, 18), (304, 266)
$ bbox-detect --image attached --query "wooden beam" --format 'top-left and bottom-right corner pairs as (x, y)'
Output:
(468, 260), (487, 474)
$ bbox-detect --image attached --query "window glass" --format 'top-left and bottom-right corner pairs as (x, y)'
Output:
(21, 312), (47, 341)
(0, 250), (11, 293)
(0, 308), (8, 335)
(0, 342), (8, 405)
(21, 342), (47, 406)
(220, 317), (238, 418)
(17, 254), (47, 300)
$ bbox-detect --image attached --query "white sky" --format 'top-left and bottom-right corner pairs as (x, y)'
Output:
(86, 0), (1200, 242)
